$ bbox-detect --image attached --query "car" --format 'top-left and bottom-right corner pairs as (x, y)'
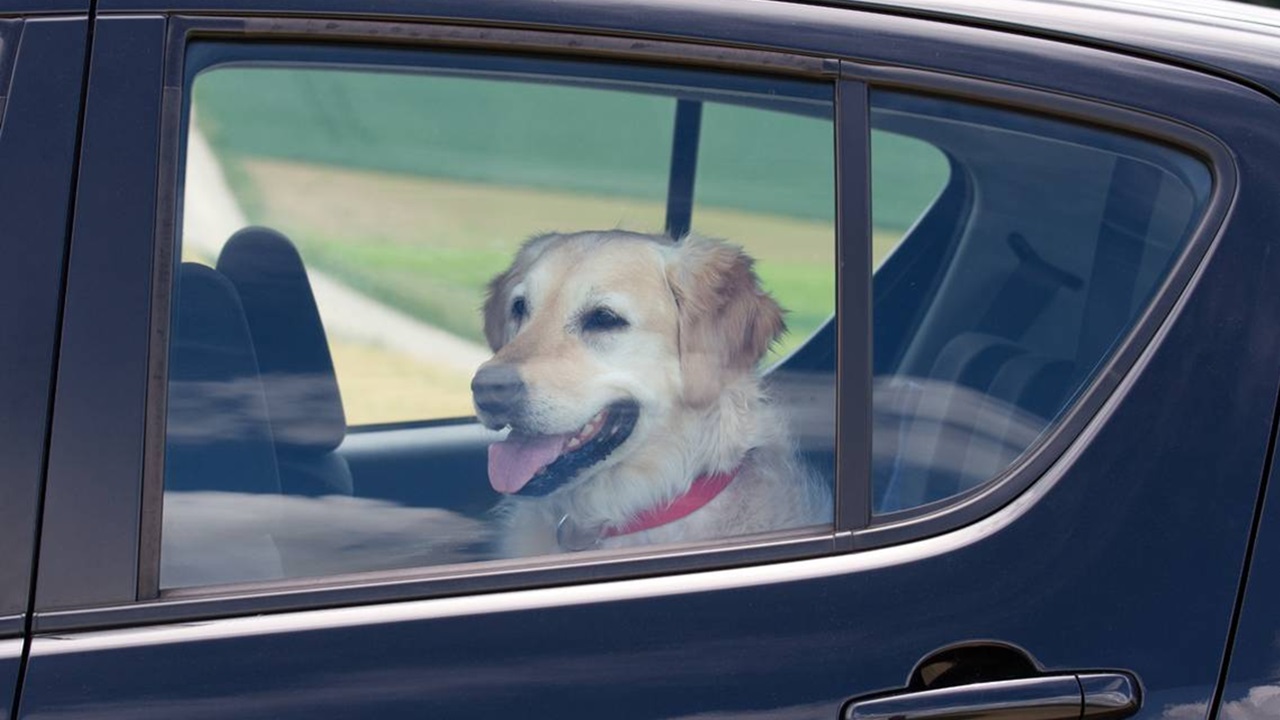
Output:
(3, 0), (1280, 717)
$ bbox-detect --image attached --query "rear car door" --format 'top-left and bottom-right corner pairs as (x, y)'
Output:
(0, 5), (87, 719)
(18, 3), (1280, 719)
(1216, 432), (1280, 719)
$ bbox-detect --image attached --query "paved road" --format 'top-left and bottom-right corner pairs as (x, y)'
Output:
(182, 123), (492, 377)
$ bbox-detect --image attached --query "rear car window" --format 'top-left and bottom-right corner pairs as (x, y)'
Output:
(165, 46), (837, 588)
(870, 90), (1212, 514)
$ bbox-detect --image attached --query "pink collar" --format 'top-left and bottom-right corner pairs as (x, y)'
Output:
(603, 467), (739, 538)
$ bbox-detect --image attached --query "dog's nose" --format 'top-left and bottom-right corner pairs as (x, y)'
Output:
(471, 363), (526, 419)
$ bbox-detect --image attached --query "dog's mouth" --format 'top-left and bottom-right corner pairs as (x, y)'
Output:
(487, 399), (639, 497)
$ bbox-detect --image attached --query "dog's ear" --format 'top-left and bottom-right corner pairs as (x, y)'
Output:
(666, 235), (785, 407)
(482, 267), (516, 351)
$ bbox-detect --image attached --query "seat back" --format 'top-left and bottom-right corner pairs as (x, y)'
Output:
(165, 263), (282, 495)
(873, 332), (1072, 512)
(162, 263), (284, 586)
(217, 226), (353, 496)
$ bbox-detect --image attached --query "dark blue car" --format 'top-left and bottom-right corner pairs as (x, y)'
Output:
(4, 0), (1280, 717)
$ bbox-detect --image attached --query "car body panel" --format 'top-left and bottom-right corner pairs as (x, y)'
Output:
(1214, 433), (1280, 720)
(0, 641), (21, 720)
(0, 13), (89, 622)
(0, 13), (88, 720)
(832, 0), (1280, 100)
(0, 1), (85, 15)
(17, 4), (1280, 720)
(86, 0), (1280, 101)
(32, 14), (166, 613)
(30, 0), (1280, 614)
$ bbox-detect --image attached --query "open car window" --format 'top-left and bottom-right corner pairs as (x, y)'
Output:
(166, 44), (837, 589)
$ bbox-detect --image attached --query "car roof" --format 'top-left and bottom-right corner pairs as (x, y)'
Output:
(816, 0), (1280, 99)
(52, 0), (1280, 100)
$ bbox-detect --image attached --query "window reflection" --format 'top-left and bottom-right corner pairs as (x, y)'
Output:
(871, 91), (1211, 513)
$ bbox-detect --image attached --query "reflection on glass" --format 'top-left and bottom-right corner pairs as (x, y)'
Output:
(871, 90), (1212, 513)
(162, 492), (490, 587)
(164, 55), (836, 588)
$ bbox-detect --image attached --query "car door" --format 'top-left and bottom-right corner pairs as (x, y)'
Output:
(17, 4), (1280, 720)
(1213, 421), (1280, 720)
(0, 6), (87, 720)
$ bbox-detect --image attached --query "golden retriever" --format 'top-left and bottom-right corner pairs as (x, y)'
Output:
(472, 230), (830, 556)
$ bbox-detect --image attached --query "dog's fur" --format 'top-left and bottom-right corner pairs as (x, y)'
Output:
(475, 230), (830, 556)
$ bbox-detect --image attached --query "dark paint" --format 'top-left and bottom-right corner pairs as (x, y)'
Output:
(34, 0), (1276, 614)
(0, 15), (89, 620)
(0, 1), (85, 15)
(88, 0), (1280, 99)
(13, 2), (1280, 720)
(833, 0), (1280, 101)
(34, 15), (166, 611)
(1213, 421), (1280, 719)
(0, 14), (88, 617)
(1, 643), (21, 720)
(0, 14), (88, 717)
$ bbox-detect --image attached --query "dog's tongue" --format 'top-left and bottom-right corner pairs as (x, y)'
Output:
(488, 433), (571, 494)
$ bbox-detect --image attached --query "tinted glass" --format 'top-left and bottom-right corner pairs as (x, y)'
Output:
(870, 90), (1211, 514)
(164, 46), (836, 588)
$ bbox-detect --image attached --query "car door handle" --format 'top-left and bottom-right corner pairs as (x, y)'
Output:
(845, 672), (1140, 720)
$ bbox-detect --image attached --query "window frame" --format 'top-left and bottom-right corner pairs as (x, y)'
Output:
(845, 62), (1233, 549)
(28, 10), (1236, 633)
(136, 17), (857, 614)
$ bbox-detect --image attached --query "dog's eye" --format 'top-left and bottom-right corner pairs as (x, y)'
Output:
(581, 307), (629, 333)
(511, 297), (528, 321)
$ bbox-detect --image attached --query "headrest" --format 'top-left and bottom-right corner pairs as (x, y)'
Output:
(165, 263), (281, 495)
(217, 227), (346, 453)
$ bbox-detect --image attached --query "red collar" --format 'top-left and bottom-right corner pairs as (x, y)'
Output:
(603, 467), (739, 538)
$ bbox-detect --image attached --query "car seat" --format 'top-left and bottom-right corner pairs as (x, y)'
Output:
(162, 262), (284, 585)
(216, 227), (354, 497)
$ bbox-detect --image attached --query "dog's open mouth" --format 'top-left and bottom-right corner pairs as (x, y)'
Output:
(487, 399), (639, 497)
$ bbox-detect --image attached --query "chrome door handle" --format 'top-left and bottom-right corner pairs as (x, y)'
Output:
(845, 672), (1139, 720)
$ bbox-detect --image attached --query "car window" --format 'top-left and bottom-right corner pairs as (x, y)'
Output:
(870, 129), (949, 265)
(869, 90), (1212, 514)
(185, 61), (835, 423)
(165, 45), (836, 588)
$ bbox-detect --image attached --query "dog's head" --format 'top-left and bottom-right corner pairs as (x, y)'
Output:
(473, 230), (784, 497)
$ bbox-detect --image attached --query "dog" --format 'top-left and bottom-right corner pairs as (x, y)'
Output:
(471, 230), (831, 556)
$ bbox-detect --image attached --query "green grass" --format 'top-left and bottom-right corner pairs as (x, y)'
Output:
(195, 67), (950, 231)
(194, 67), (841, 223)
(294, 237), (511, 342)
(208, 155), (911, 365)
(192, 65), (947, 369)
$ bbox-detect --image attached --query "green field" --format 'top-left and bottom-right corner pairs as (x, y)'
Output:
(195, 67), (948, 232)
(193, 65), (947, 361)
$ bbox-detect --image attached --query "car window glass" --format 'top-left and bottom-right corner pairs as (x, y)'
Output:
(689, 102), (835, 360)
(870, 129), (949, 265)
(870, 90), (1212, 514)
(166, 47), (836, 589)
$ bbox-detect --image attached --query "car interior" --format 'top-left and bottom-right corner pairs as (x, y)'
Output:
(160, 71), (1211, 588)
